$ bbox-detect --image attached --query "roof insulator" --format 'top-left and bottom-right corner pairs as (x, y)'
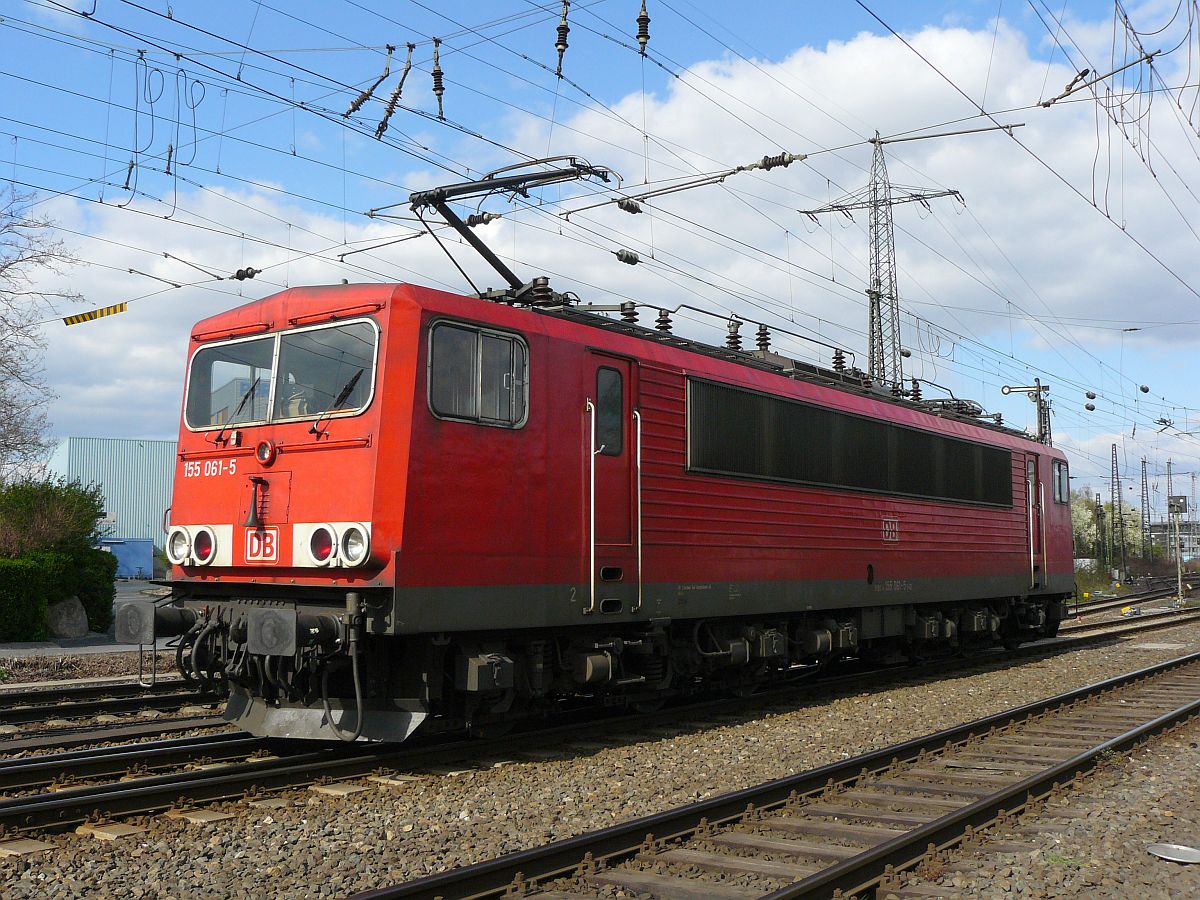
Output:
(431, 38), (445, 121)
(529, 276), (553, 305)
(554, 1), (571, 78)
(617, 198), (643, 214)
(620, 301), (638, 323)
(832, 348), (846, 372)
(655, 309), (672, 333)
(465, 212), (501, 227)
(615, 248), (640, 266)
(910, 378), (922, 402)
(726, 319), (742, 351)
(636, 1), (651, 56)
(755, 323), (770, 352)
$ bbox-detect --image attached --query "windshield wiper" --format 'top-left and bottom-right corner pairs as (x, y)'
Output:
(212, 376), (260, 445)
(309, 368), (364, 435)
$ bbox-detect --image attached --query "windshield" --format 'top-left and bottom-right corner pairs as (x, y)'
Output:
(185, 319), (378, 430)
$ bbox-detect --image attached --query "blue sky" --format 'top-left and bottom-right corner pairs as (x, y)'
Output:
(5, 1), (1200, 510)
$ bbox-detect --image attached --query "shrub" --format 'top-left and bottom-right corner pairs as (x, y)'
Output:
(76, 549), (118, 633)
(18, 550), (78, 605)
(0, 558), (49, 641)
(0, 477), (106, 558)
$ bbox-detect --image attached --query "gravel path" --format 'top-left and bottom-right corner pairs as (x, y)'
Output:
(900, 717), (1200, 899)
(0, 624), (1196, 899)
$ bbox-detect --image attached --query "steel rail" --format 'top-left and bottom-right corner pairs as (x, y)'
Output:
(0, 674), (185, 699)
(0, 715), (226, 754)
(0, 732), (265, 792)
(348, 650), (1200, 900)
(0, 687), (222, 726)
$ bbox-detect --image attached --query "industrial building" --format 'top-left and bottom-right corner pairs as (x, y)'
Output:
(45, 437), (177, 573)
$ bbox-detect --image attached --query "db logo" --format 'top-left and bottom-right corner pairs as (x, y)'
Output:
(245, 527), (279, 563)
(881, 517), (900, 543)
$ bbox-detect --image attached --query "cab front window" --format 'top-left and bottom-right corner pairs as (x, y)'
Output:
(273, 321), (375, 421)
(186, 336), (274, 427)
(184, 319), (378, 430)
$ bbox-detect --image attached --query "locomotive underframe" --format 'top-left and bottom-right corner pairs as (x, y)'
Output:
(122, 581), (1069, 741)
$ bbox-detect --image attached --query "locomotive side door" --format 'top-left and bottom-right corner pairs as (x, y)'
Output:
(1026, 453), (1045, 589)
(584, 353), (640, 615)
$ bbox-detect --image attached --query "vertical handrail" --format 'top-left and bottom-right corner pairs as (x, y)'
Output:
(585, 399), (597, 615)
(1039, 481), (1047, 587)
(1028, 465), (1036, 590)
(633, 409), (643, 613)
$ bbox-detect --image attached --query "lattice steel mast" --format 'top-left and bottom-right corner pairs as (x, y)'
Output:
(1111, 444), (1127, 576)
(800, 134), (960, 386)
(1140, 457), (1152, 560)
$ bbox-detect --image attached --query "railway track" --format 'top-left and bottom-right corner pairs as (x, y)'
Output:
(1069, 578), (1194, 616)
(0, 612), (1191, 838)
(0, 679), (223, 728)
(352, 650), (1200, 900)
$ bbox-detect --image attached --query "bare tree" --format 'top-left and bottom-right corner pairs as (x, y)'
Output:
(0, 188), (81, 478)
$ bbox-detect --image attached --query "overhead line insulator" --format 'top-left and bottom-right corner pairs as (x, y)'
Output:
(376, 43), (415, 140)
(431, 38), (445, 121)
(615, 248), (640, 266)
(555, 1), (571, 78)
(617, 198), (643, 214)
(636, 1), (651, 56)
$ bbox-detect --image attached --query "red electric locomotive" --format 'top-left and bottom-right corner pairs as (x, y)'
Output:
(118, 278), (1073, 742)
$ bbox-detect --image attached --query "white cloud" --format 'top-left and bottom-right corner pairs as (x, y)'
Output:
(26, 15), (1200, 486)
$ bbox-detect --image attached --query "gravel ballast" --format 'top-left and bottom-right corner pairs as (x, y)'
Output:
(0, 624), (1197, 898)
(900, 717), (1200, 899)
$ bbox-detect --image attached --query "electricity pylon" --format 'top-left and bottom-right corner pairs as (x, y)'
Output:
(1140, 458), (1152, 560)
(800, 133), (960, 386)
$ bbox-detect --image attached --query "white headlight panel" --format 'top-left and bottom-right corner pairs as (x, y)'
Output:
(166, 526), (191, 565)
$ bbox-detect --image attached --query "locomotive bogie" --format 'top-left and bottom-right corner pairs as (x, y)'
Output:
(147, 282), (1075, 741)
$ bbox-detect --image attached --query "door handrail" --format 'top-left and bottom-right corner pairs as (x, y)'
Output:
(633, 409), (643, 613)
(1039, 480), (1047, 588)
(585, 399), (597, 615)
(1028, 470), (1036, 590)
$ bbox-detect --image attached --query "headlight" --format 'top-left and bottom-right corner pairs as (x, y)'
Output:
(340, 524), (370, 567)
(166, 527), (191, 565)
(255, 440), (277, 466)
(308, 525), (336, 565)
(191, 526), (217, 565)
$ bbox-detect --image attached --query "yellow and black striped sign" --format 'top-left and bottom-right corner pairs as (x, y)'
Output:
(63, 302), (128, 327)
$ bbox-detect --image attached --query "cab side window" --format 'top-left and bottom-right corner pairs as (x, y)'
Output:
(595, 367), (623, 455)
(1051, 460), (1070, 503)
(429, 322), (528, 427)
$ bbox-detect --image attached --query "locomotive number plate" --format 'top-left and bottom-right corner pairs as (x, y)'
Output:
(881, 517), (900, 542)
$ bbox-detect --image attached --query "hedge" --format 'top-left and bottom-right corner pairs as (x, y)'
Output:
(0, 558), (49, 641)
(76, 548), (118, 632)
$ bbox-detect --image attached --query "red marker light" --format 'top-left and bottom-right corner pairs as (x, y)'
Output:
(309, 527), (334, 563)
(193, 528), (215, 564)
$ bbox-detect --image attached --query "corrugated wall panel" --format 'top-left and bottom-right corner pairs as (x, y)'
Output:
(45, 437), (177, 547)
